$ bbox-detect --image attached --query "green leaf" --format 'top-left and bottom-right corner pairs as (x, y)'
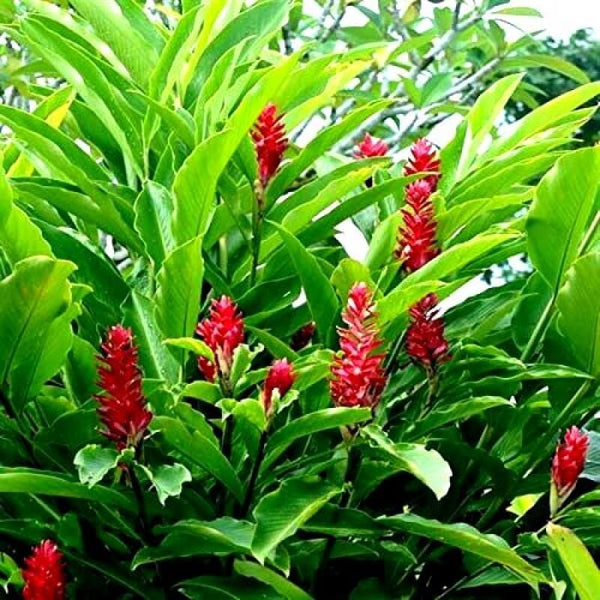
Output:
(547, 523), (600, 600)
(273, 223), (339, 345)
(556, 253), (600, 377)
(0, 257), (76, 410)
(152, 416), (244, 502)
(234, 560), (312, 600)
(143, 463), (192, 506)
(252, 476), (341, 564)
(133, 181), (175, 269)
(262, 407), (372, 472)
(133, 518), (254, 567)
(527, 147), (600, 293)
(0, 469), (134, 511)
(502, 54), (589, 85)
(381, 514), (544, 584)
(68, 0), (162, 87)
(74, 444), (121, 487)
(331, 258), (372, 302)
(155, 237), (204, 368)
(164, 337), (214, 361)
(362, 425), (452, 500)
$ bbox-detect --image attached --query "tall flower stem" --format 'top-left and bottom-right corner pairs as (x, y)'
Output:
(129, 463), (150, 540)
(240, 429), (268, 517)
(312, 442), (361, 594)
(250, 184), (265, 286)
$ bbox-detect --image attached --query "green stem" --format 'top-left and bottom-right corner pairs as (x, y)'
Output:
(250, 183), (265, 287)
(520, 295), (554, 362)
(129, 463), (151, 541)
(240, 429), (268, 517)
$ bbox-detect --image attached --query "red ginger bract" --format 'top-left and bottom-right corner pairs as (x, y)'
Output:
(196, 296), (244, 382)
(291, 322), (316, 350)
(22, 540), (66, 600)
(403, 138), (441, 191)
(354, 133), (389, 159)
(96, 325), (152, 451)
(262, 358), (295, 416)
(405, 294), (449, 373)
(330, 283), (387, 409)
(252, 103), (288, 187)
(552, 426), (589, 497)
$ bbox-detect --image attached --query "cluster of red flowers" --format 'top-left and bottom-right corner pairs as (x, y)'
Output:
(22, 540), (65, 600)
(396, 139), (441, 273)
(262, 358), (295, 416)
(552, 426), (589, 499)
(252, 103), (288, 188)
(196, 296), (245, 383)
(405, 294), (450, 373)
(330, 283), (387, 409)
(96, 325), (152, 451)
(353, 133), (389, 159)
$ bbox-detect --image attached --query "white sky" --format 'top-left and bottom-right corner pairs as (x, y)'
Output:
(522, 0), (598, 39)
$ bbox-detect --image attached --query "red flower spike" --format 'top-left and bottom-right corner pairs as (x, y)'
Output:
(405, 180), (434, 213)
(262, 358), (295, 416)
(354, 133), (389, 159)
(552, 426), (589, 498)
(22, 540), (66, 600)
(96, 325), (152, 451)
(291, 322), (316, 350)
(330, 283), (387, 409)
(196, 296), (244, 381)
(396, 202), (440, 273)
(251, 103), (288, 187)
(403, 138), (441, 191)
(405, 294), (450, 373)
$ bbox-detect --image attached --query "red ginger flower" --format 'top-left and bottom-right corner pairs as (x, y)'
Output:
(330, 283), (387, 409)
(196, 296), (244, 382)
(552, 426), (589, 498)
(403, 138), (441, 191)
(262, 358), (295, 416)
(291, 322), (316, 350)
(96, 325), (152, 451)
(22, 540), (65, 600)
(354, 133), (389, 159)
(405, 294), (449, 373)
(252, 103), (288, 187)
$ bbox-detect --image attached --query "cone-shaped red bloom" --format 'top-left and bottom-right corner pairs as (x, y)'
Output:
(96, 325), (152, 450)
(252, 103), (288, 187)
(552, 426), (589, 497)
(22, 540), (66, 600)
(403, 138), (441, 191)
(196, 296), (244, 382)
(262, 358), (295, 416)
(330, 283), (387, 409)
(396, 165), (440, 273)
(354, 133), (389, 159)
(291, 322), (316, 350)
(405, 294), (449, 373)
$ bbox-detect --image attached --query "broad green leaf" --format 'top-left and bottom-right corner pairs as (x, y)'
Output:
(362, 425), (452, 500)
(0, 257), (76, 410)
(69, 0), (162, 87)
(142, 463), (192, 506)
(381, 514), (544, 584)
(164, 337), (214, 361)
(152, 416), (244, 502)
(0, 469), (133, 511)
(251, 476), (341, 563)
(179, 576), (285, 600)
(527, 148), (600, 293)
(133, 181), (175, 268)
(74, 444), (121, 487)
(155, 237), (204, 368)
(273, 223), (339, 345)
(547, 523), (600, 600)
(234, 560), (312, 600)
(133, 518), (253, 567)
(556, 253), (600, 377)
(331, 259), (372, 302)
(262, 407), (372, 472)
(0, 163), (52, 264)
(502, 54), (589, 85)
(122, 291), (180, 384)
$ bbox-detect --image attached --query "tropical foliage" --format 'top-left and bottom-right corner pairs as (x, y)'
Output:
(0, 0), (599, 599)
